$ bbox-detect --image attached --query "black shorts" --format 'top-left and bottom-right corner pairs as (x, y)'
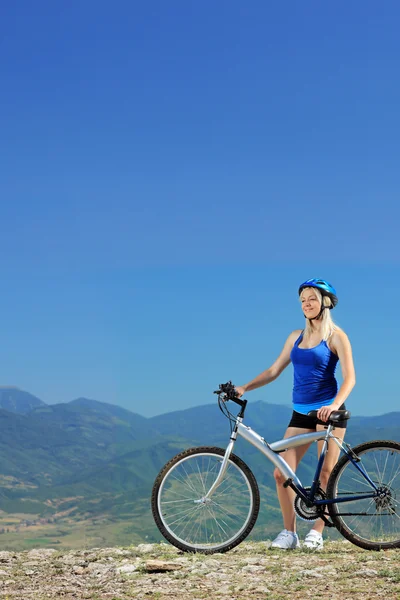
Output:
(288, 404), (348, 430)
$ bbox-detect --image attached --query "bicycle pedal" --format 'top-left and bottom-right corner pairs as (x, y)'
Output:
(322, 515), (334, 528)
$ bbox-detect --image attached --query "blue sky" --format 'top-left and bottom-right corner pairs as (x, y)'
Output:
(1, 2), (399, 418)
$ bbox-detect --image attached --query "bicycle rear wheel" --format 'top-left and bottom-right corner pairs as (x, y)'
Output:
(151, 446), (260, 553)
(327, 440), (400, 550)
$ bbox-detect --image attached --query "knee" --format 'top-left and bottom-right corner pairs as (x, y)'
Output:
(274, 467), (286, 486)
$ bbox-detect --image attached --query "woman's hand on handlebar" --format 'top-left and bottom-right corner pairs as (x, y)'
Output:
(235, 386), (246, 398)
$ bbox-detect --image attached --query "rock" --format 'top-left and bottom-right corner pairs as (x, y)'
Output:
(87, 562), (114, 575)
(244, 557), (263, 565)
(84, 552), (99, 561)
(111, 549), (132, 556)
(355, 568), (378, 577)
(145, 560), (182, 572)
(189, 568), (208, 575)
(215, 585), (232, 593)
(204, 558), (221, 568)
(27, 549), (57, 559)
(300, 569), (324, 578)
(241, 565), (265, 573)
(0, 551), (14, 563)
(205, 572), (229, 579)
(117, 564), (139, 574)
(136, 544), (155, 553)
(72, 565), (85, 575)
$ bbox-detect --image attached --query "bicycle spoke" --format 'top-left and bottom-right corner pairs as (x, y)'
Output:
(387, 463), (400, 489)
(328, 442), (400, 548)
(155, 449), (257, 551)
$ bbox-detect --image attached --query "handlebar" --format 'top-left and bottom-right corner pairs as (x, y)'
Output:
(213, 381), (247, 408)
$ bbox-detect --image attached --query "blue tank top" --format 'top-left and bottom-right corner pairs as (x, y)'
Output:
(290, 332), (339, 414)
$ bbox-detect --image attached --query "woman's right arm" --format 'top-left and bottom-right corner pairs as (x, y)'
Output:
(235, 330), (301, 397)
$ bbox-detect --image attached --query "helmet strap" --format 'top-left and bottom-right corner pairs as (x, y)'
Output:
(307, 305), (326, 321)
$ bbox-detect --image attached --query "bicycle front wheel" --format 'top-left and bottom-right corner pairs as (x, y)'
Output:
(151, 446), (260, 553)
(327, 440), (400, 550)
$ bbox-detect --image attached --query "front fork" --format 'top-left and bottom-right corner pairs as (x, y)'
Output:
(196, 424), (240, 503)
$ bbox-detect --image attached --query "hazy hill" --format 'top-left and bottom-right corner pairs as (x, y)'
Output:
(148, 400), (292, 445)
(0, 387), (46, 414)
(147, 399), (399, 448)
(30, 399), (159, 446)
(69, 397), (152, 430)
(0, 398), (166, 491)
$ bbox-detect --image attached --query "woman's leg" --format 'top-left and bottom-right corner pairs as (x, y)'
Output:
(273, 426), (314, 532)
(311, 425), (346, 534)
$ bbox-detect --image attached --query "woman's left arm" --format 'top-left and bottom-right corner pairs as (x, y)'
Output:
(317, 330), (356, 422)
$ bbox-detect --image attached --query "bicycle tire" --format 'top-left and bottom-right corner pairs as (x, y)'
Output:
(327, 440), (400, 550)
(151, 446), (260, 554)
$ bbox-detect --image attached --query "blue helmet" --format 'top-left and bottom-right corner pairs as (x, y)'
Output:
(298, 278), (338, 308)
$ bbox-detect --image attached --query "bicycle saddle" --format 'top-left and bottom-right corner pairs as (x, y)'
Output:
(307, 410), (351, 423)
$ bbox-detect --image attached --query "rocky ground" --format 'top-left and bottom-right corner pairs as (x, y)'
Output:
(0, 540), (398, 600)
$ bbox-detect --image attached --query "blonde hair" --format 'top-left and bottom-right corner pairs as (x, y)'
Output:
(300, 287), (340, 341)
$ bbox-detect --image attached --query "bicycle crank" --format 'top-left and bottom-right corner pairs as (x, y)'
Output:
(294, 487), (327, 521)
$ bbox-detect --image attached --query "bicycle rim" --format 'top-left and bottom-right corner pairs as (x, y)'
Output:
(155, 449), (257, 552)
(328, 441), (400, 549)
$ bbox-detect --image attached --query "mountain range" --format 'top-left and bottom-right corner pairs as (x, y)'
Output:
(0, 386), (398, 550)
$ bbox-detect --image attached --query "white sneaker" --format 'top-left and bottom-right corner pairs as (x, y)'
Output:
(303, 529), (324, 550)
(271, 529), (300, 550)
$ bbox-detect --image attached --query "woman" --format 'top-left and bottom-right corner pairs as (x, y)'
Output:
(235, 278), (356, 550)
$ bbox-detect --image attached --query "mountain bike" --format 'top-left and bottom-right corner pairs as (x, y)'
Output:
(151, 382), (400, 554)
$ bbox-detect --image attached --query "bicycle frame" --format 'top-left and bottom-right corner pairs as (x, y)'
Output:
(204, 417), (378, 507)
